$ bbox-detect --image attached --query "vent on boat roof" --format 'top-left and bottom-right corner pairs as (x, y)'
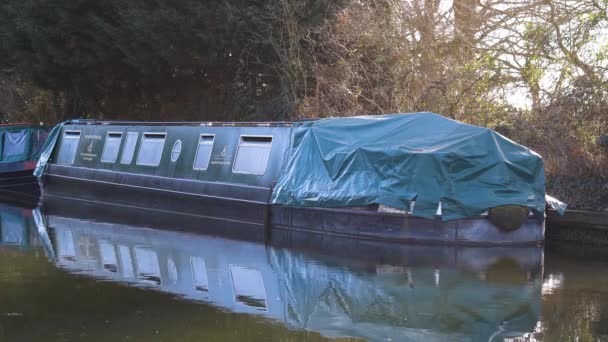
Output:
(240, 136), (272, 144)
(200, 134), (214, 142)
(64, 131), (81, 137)
(143, 133), (166, 139)
(107, 132), (122, 138)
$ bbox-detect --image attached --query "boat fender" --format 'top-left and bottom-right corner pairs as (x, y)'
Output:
(488, 205), (530, 232)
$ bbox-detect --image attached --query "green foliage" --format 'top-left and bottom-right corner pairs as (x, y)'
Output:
(0, 0), (346, 120)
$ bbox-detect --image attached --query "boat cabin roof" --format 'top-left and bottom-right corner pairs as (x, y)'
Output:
(65, 119), (297, 127)
(0, 122), (39, 128)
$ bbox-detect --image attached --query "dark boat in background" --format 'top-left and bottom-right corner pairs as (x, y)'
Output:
(0, 123), (49, 196)
(36, 113), (560, 245)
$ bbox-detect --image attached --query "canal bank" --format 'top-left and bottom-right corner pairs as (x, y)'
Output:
(546, 209), (608, 245)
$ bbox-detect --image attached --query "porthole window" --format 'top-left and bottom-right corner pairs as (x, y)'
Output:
(171, 140), (182, 162)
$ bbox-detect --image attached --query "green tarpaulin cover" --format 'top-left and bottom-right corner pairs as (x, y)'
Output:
(271, 113), (548, 220)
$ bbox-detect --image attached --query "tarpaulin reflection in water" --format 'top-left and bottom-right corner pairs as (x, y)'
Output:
(33, 207), (543, 341)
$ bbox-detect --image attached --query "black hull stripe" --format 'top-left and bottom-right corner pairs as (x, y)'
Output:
(47, 174), (268, 205)
(43, 193), (266, 226)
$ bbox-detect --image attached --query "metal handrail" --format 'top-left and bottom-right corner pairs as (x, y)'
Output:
(64, 119), (298, 127)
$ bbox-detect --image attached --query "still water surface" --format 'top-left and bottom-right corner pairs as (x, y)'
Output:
(0, 199), (606, 341)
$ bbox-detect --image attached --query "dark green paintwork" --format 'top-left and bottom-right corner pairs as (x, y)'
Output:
(52, 123), (294, 187)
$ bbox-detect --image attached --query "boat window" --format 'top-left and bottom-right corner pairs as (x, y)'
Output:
(118, 245), (134, 278)
(171, 140), (182, 162)
(167, 258), (178, 284)
(55, 228), (76, 262)
(230, 265), (267, 311)
(134, 246), (161, 285)
(3, 130), (28, 159)
(101, 132), (123, 163)
(190, 256), (209, 295)
(56, 131), (81, 165)
(232, 136), (272, 175)
(120, 132), (139, 165)
(99, 240), (118, 273)
(193, 135), (214, 170)
(136, 133), (166, 166)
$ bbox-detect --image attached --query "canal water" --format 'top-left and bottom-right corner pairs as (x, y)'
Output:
(0, 197), (606, 341)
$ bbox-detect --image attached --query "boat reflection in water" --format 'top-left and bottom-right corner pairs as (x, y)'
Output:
(26, 198), (544, 342)
(0, 197), (546, 341)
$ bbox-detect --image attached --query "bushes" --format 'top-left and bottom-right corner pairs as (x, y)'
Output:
(0, 0), (606, 208)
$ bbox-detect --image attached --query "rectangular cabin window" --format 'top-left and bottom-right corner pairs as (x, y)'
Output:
(99, 240), (118, 273)
(120, 132), (139, 165)
(190, 256), (210, 295)
(136, 133), (166, 166)
(193, 134), (215, 170)
(56, 228), (76, 262)
(56, 131), (81, 165)
(232, 136), (272, 175)
(118, 245), (134, 278)
(3, 130), (28, 159)
(230, 265), (267, 311)
(134, 246), (161, 285)
(101, 132), (123, 163)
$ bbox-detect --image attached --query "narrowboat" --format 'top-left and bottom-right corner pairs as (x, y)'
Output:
(32, 201), (543, 341)
(0, 123), (50, 196)
(36, 112), (563, 245)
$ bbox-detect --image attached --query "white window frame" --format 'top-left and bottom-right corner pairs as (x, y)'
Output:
(57, 130), (81, 165)
(190, 256), (210, 295)
(192, 134), (215, 171)
(136, 132), (167, 167)
(229, 264), (268, 311)
(120, 132), (139, 165)
(231, 135), (273, 175)
(100, 132), (123, 163)
(133, 245), (162, 286)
